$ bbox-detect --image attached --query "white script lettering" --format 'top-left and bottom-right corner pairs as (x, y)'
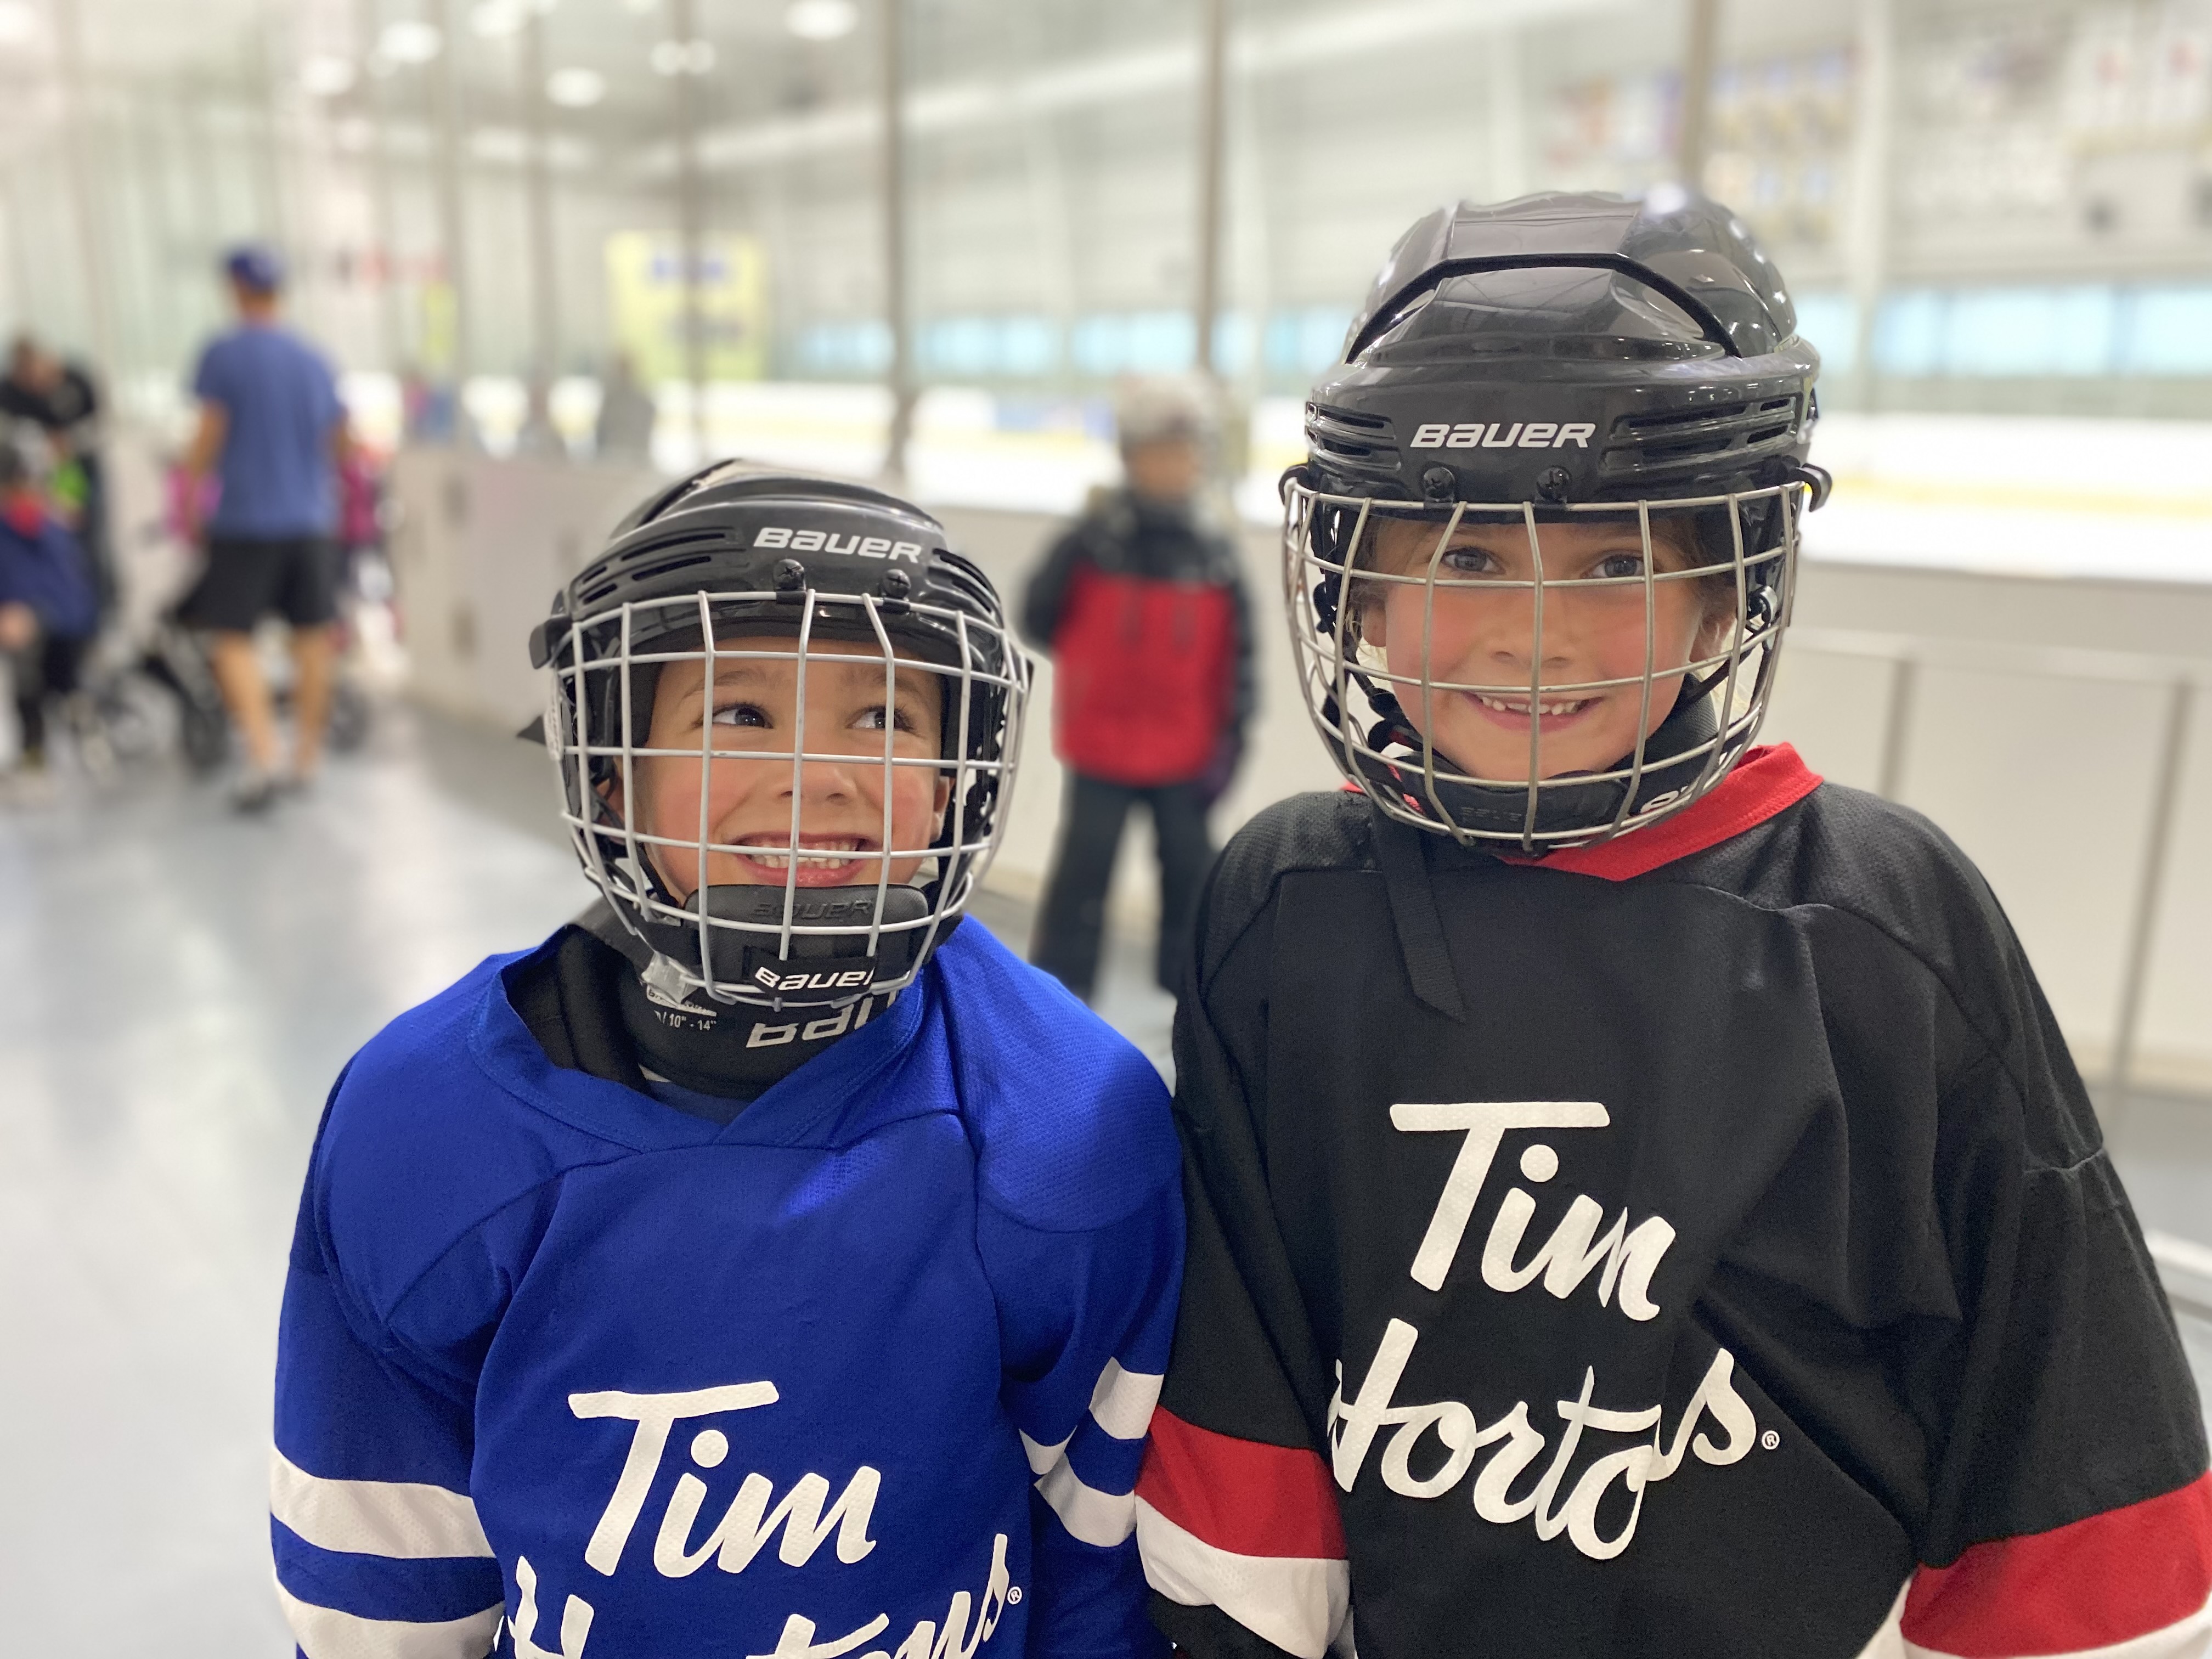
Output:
(1327, 1317), (1757, 1562)
(1389, 1101), (1611, 1292)
(513, 1554), (596, 1659)
(743, 1533), (1015, 1659)
(568, 1382), (779, 1573)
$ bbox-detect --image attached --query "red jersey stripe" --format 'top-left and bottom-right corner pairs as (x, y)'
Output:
(1136, 1408), (1347, 1561)
(1506, 743), (1823, 882)
(1899, 1471), (2212, 1657)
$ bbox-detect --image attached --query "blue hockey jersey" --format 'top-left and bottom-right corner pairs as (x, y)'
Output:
(272, 917), (1184, 1659)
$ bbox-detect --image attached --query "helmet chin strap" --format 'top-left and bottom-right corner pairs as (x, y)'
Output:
(1334, 664), (1728, 853)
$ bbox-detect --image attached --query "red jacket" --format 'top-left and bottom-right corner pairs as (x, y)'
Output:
(1022, 490), (1251, 789)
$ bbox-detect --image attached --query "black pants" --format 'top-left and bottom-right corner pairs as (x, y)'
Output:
(8, 631), (88, 758)
(1033, 772), (1215, 1002)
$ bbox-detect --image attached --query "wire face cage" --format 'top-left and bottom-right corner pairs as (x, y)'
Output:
(543, 582), (1030, 1009)
(1283, 474), (1811, 853)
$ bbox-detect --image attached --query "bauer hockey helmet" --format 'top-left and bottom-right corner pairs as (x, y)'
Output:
(1285, 188), (1832, 853)
(532, 464), (1030, 1009)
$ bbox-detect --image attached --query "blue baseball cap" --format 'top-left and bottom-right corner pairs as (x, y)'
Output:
(223, 244), (285, 294)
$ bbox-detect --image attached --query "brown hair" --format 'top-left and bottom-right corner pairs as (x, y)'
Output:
(1344, 508), (1740, 636)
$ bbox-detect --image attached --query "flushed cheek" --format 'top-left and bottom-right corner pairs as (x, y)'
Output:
(1382, 613), (1495, 702)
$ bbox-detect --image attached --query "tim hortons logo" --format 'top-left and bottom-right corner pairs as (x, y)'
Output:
(755, 526), (924, 564)
(1326, 1101), (1761, 1564)
(1408, 422), (1595, 450)
(505, 1381), (1019, 1659)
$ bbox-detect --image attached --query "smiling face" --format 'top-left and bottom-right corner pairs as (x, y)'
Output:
(605, 635), (953, 899)
(1355, 512), (1735, 782)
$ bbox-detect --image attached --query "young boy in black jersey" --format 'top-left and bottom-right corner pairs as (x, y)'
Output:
(1132, 193), (2211, 1659)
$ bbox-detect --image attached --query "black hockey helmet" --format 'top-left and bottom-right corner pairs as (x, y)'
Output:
(1285, 187), (1831, 852)
(532, 462), (1030, 1009)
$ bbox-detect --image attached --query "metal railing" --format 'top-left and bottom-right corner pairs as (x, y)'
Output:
(1787, 627), (2205, 1129)
(2151, 1232), (2212, 1326)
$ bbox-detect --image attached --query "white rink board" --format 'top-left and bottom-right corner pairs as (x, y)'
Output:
(389, 439), (2212, 1097)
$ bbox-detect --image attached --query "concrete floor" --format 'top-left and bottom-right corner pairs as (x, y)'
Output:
(0, 704), (2200, 1656)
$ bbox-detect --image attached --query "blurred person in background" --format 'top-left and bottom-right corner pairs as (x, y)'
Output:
(515, 374), (565, 459)
(177, 244), (352, 813)
(0, 428), (99, 794)
(398, 361), (459, 446)
(1, 332), (112, 616)
(1023, 377), (1253, 1002)
(594, 349), (657, 463)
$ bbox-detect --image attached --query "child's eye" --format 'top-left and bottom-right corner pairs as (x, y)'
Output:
(855, 704), (919, 735)
(1592, 552), (1646, 581)
(1440, 547), (1505, 577)
(710, 702), (769, 728)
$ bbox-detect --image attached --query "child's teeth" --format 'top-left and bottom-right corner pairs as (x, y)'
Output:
(1475, 693), (1591, 716)
(743, 843), (862, 869)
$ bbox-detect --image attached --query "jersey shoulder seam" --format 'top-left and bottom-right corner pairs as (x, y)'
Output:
(1661, 879), (2051, 1139)
(1199, 793), (1375, 993)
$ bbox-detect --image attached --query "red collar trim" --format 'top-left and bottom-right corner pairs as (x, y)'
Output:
(1500, 743), (1820, 881)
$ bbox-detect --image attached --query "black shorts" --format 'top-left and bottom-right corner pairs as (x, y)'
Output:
(180, 535), (340, 631)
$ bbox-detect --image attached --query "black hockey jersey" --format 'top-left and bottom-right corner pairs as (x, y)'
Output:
(1135, 746), (2212, 1659)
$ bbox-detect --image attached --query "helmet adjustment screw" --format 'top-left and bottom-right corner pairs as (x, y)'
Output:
(1419, 465), (1457, 504)
(879, 568), (912, 600)
(772, 558), (806, 593)
(1536, 466), (1572, 503)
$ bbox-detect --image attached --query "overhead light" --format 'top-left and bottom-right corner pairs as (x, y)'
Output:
(0, 1), (41, 47)
(471, 0), (526, 37)
(785, 0), (857, 41)
(546, 66), (605, 107)
(301, 55), (358, 97)
(650, 37), (714, 75)
(377, 19), (443, 64)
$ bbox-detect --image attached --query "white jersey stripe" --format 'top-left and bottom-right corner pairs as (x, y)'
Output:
(271, 1448), (494, 1560)
(1018, 1430), (1071, 1477)
(1036, 1458), (1138, 1548)
(1850, 1581), (1910, 1659)
(1854, 1578), (2212, 1659)
(1137, 1498), (1349, 1659)
(1086, 1359), (1164, 1442)
(275, 1578), (503, 1659)
(1908, 1595), (2212, 1658)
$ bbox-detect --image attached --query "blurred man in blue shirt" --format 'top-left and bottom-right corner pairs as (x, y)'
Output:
(178, 245), (352, 811)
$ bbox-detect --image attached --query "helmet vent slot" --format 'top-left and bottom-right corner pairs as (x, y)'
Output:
(631, 550), (718, 584)
(1308, 403), (1403, 478)
(1620, 402), (1748, 433)
(574, 530), (729, 606)
(1310, 402), (1389, 431)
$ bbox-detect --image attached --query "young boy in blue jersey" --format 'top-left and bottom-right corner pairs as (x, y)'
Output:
(272, 468), (1184, 1659)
